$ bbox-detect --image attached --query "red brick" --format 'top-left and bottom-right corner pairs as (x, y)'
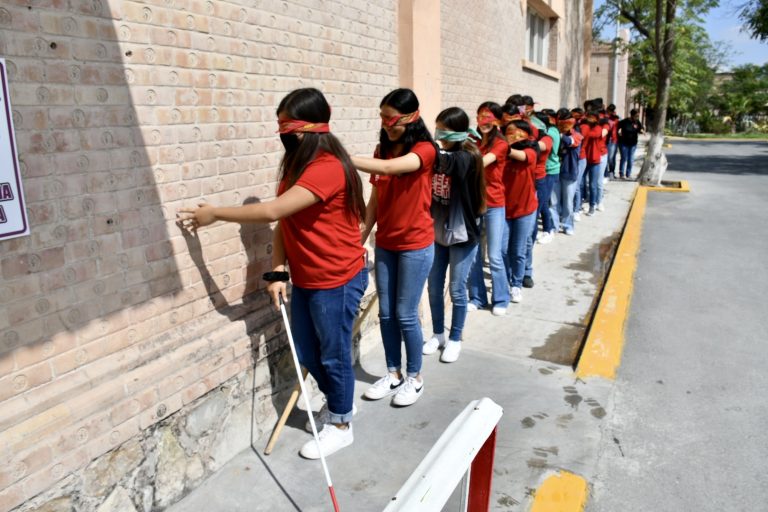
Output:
(14, 331), (77, 370)
(0, 482), (25, 512)
(1, 247), (66, 278)
(0, 444), (53, 489)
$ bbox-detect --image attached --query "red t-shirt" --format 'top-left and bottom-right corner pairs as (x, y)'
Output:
(370, 141), (436, 251)
(597, 116), (609, 155)
(609, 115), (619, 143)
(581, 124), (604, 165)
(503, 148), (538, 220)
(534, 135), (552, 180)
(278, 153), (364, 289)
(481, 136), (508, 208)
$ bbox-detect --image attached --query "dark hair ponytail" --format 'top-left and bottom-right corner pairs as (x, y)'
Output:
(436, 107), (487, 216)
(277, 88), (365, 220)
(378, 88), (435, 158)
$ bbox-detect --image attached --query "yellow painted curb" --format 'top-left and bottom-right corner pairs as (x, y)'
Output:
(576, 180), (690, 379)
(649, 179), (690, 193)
(530, 471), (588, 512)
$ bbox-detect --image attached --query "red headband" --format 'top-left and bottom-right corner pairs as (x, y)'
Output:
(380, 110), (420, 128)
(477, 108), (501, 127)
(502, 112), (523, 124)
(277, 119), (330, 134)
(505, 125), (529, 144)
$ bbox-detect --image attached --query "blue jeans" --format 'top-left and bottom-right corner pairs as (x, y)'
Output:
(574, 158), (587, 211)
(554, 177), (578, 231)
(534, 176), (556, 236)
(375, 245), (434, 377)
(545, 174), (560, 232)
(468, 207), (510, 308)
(607, 141), (618, 176)
(587, 158), (605, 208)
(619, 144), (637, 178)
(507, 211), (536, 288)
(428, 242), (479, 341)
(291, 268), (368, 424)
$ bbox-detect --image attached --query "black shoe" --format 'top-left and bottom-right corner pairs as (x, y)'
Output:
(522, 276), (534, 288)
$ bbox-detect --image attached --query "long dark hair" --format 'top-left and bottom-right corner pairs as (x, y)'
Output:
(476, 101), (505, 150)
(436, 107), (487, 216)
(378, 88), (435, 158)
(277, 88), (365, 220)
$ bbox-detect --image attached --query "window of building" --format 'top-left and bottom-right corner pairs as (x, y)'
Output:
(526, 9), (550, 67)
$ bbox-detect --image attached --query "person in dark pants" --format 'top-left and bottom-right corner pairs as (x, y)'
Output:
(617, 109), (644, 180)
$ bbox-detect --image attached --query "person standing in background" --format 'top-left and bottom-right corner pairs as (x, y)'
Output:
(617, 109), (644, 180)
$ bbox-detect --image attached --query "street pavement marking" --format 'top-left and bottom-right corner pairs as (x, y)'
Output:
(530, 471), (588, 512)
(576, 181), (690, 379)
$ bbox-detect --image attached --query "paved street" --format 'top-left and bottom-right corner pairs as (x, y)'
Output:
(588, 140), (768, 511)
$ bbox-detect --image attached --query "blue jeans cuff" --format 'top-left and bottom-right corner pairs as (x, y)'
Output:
(328, 409), (353, 425)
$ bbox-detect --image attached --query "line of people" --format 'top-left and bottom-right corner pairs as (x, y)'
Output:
(177, 87), (641, 460)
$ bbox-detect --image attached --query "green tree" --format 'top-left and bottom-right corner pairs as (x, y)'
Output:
(626, 23), (724, 114)
(597, 0), (718, 185)
(708, 63), (768, 130)
(738, 0), (768, 41)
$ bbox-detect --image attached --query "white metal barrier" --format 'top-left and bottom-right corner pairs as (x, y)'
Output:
(383, 397), (503, 512)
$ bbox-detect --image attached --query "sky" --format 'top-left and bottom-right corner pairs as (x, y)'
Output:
(703, 1), (768, 68)
(596, 0), (768, 70)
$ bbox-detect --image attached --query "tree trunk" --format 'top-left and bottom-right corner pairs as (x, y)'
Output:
(638, 0), (676, 187)
(638, 67), (671, 186)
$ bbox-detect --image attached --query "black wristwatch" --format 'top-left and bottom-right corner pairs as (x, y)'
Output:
(262, 271), (290, 282)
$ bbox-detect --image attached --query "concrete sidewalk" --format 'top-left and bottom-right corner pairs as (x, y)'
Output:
(169, 163), (643, 511)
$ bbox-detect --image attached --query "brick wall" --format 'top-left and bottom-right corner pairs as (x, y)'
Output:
(440, 0), (586, 116)
(0, 1), (590, 510)
(0, 1), (396, 510)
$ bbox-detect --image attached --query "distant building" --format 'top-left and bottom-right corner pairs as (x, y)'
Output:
(588, 29), (630, 115)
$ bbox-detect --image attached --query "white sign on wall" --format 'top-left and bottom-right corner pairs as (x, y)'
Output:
(0, 58), (29, 241)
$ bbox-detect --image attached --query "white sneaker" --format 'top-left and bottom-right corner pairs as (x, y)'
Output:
(511, 287), (523, 303)
(299, 423), (353, 459)
(573, 212), (582, 222)
(466, 303), (479, 312)
(422, 332), (446, 355)
(596, 203), (605, 212)
(392, 376), (424, 406)
(306, 402), (358, 433)
(537, 231), (554, 245)
(364, 373), (403, 400)
(491, 306), (507, 316)
(564, 227), (574, 236)
(603, 177), (609, 185)
(440, 341), (461, 363)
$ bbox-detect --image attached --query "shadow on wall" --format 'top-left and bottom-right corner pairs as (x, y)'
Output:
(0, 5), (181, 357)
(0, 0), (282, 498)
(181, 197), (294, 424)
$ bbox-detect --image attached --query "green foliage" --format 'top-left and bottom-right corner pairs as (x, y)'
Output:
(595, 0), (725, 125)
(626, 23), (723, 113)
(738, 0), (768, 41)
(705, 63), (768, 130)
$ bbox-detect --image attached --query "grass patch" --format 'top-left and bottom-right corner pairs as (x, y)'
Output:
(680, 133), (768, 140)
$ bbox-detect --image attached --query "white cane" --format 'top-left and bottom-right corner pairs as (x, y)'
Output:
(278, 294), (342, 512)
